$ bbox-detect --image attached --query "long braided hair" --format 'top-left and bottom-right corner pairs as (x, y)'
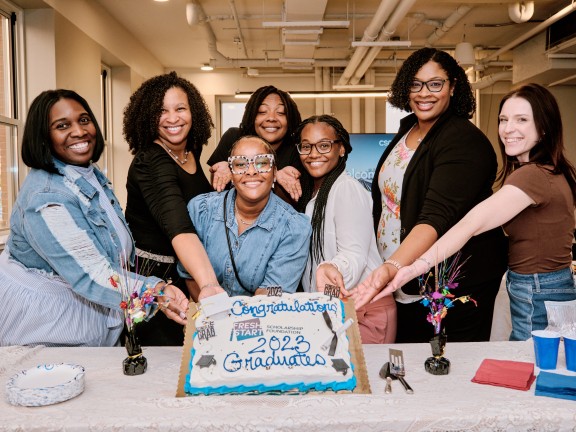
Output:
(295, 115), (353, 276)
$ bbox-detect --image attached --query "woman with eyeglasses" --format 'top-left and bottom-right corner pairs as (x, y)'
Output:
(352, 47), (508, 343)
(182, 136), (311, 299)
(207, 86), (304, 204)
(385, 83), (576, 341)
(295, 115), (397, 343)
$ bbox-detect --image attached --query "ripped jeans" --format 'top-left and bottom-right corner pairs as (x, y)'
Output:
(506, 267), (576, 341)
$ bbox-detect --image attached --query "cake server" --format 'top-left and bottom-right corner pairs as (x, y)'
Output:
(378, 361), (395, 394)
(389, 349), (414, 394)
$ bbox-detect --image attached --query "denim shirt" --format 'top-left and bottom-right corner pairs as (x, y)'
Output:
(182, 189), (311, 296)
(6, 159), (162, 309)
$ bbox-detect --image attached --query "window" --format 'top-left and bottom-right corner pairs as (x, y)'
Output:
(100, 65), (113, 181)
(0, 4), (21, 240)
(217, 98), (245, 140)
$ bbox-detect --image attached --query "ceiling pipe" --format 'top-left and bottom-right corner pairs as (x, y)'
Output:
(349, 0), (418, 85)
(426, 5), (472, 46)
(470, 71), (513, 90)
(480, 1), (576, 65)
(229, 0), (248, 58)
(336, 0), (401, 86)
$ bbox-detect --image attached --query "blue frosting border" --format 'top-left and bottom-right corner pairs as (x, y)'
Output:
(184, 298), (356, 395)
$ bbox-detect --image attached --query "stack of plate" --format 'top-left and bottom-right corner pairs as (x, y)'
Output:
(6, 363), (85, 407)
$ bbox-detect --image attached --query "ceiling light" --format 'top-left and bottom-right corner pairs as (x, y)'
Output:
(154, 0), (170, 2)
(454, 42), (475, 67)
(262, 21), (350, 28)
(351, 41), (412, 47)
(200, 63), (214, 71)
(332, 84), (375, 90)
(235, 90), (388, 100)
(186, 2), (202, 25)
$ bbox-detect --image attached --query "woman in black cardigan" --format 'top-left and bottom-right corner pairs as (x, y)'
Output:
(351, 48), (507, 343)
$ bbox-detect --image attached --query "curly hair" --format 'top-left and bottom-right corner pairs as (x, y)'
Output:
(22, 89), (105, 173)
(496, 83), (576, 202)
(239, 85), (301, 147)
(388, 47), (476, 119)
(123, 71), (214, 158)
(294, 115), (352, 279)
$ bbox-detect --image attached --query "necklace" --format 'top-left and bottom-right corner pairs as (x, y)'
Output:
(159, 142), (189, 165)
(413, 125), (425, 143)
(235, 204), (256, 226)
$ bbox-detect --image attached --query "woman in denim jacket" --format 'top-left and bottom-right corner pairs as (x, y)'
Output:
(0, 90), (187, 347)
(182, 136), (311, 299)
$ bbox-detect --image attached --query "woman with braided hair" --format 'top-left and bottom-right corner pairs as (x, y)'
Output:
(295, 115), (396, 343)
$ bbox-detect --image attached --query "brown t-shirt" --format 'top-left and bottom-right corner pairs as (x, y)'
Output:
(503, 164), (574, 274)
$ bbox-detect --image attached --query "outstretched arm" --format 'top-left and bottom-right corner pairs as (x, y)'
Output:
(350, 223), (438, 309)
(172, 233), (224, 299)
(379, 185), (534, 301)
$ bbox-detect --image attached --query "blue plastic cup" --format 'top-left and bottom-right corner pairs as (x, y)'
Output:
(563, 333), (576, 372)
(531, 330), (560, 370)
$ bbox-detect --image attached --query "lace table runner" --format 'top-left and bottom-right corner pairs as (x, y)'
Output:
(1, 342), (575, 431)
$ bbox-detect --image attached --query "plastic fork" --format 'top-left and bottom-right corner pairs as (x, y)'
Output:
(389, 348), (414, 394)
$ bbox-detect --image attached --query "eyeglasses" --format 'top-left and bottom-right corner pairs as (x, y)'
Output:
(296, 140), (341, 155)
(227, 154), (275, 175)
(410, 79), (449, 93)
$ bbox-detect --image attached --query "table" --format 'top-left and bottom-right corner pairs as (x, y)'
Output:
(1, 341), (575, 431)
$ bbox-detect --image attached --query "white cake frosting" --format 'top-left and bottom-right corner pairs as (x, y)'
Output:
(185, 292), (356, 395)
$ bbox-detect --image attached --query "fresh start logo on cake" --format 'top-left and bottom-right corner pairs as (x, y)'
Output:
(232, 318), (263, 340)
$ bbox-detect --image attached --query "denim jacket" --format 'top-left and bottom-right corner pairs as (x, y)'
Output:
(181, 189), (311, 296)
(6, 159), (162, 309)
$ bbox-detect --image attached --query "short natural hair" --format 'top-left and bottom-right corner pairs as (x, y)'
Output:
(388, 47), (476, 119)
(21, 89), (105, 173)
(123, 71), (214, 158)
(230, 135), (277, 158)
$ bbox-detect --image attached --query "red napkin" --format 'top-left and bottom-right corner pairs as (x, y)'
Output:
(471, 359), (536, 391)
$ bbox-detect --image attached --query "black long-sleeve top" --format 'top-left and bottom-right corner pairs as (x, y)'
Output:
(126, 145), (212, 258)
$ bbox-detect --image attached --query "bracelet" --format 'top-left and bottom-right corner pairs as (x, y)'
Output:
(200, 282), (220, 291)
(317, 261), (339, 272)
(384, 259), (403, 270)
(415, 257), (432, 270)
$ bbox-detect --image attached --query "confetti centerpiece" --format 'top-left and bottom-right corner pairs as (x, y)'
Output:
(114, 255), (165, 376)
(419, 252), (475, 375)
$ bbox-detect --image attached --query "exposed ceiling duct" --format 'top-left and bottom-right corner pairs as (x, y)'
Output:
(425, 5), (472, 46)
(347, 0), (419, 86)
(182, 0), (575, 87)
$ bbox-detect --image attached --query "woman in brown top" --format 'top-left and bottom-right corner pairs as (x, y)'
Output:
(384, 83), (576, 341)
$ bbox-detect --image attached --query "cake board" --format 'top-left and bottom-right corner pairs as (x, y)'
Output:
(176, 297), (371, 396)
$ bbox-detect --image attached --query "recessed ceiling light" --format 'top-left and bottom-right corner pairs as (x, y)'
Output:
(200, 64), (214, 71)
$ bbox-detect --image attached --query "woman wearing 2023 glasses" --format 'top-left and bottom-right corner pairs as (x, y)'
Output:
(352, 47), (508, 343)
(181, 136), (311, 299)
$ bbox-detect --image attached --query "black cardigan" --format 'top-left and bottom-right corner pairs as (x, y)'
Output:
(371, 108), (508, 294)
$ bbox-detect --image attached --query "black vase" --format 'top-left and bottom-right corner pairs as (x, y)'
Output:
(123, 328), (147, 376)
(424, 330), (450, 375)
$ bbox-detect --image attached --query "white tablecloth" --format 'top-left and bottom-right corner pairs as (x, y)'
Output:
(1, 341), (575, 431)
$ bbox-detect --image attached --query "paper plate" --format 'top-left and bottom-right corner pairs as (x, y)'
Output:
(6, 363), (85, 407)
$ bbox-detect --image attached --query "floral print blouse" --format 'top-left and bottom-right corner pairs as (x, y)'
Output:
(377, 127), (416, 259)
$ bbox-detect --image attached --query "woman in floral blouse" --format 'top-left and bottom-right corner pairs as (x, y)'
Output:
(352, 47), (508, 343)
